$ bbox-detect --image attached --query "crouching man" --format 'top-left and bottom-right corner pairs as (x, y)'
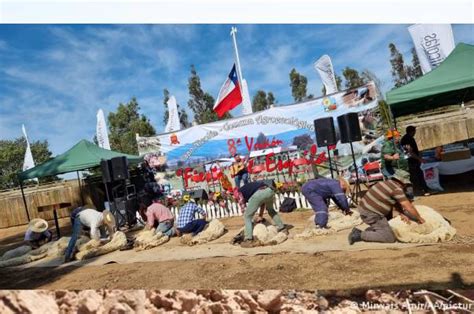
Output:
(24, 218), (53, 249)
(64, 208), (116, 263)
(301, 177), (352, 229)
(348, 169), (425, 245)
(139, 193), (176, 237)
(176, 196), (208, 236)
(234, 180), (286, 248)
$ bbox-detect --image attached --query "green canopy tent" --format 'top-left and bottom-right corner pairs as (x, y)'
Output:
(18, 139), (142, 235)
(387, 43), (474, 118)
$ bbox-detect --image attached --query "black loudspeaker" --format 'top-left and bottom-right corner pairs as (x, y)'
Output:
(337, 112), (362, 143)
(111, 197), (138, 227)
(111, 156), (129, 181)
(184, 189), (209, 201)
(100, 159), (113, 183)
(314, 117), (337, 147)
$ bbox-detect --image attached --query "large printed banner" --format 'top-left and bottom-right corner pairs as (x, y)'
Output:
(137, 82), (380, 167)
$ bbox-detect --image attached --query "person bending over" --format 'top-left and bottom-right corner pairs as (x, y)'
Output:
(348, 169), (424, 245)
(139, 193), (175, 237)
(234, 180), (286, 248)
(24, 218), (53, 249)
(301, 177), (352, 229)
(176, 197), (207, 236)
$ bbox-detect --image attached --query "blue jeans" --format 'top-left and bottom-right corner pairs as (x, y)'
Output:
(235, 172), (249, 188)
(156, 220), (175, 237)
(65, 218), (82, 260)
(178, 219), (207, 236)
(302, 185), (329, 228)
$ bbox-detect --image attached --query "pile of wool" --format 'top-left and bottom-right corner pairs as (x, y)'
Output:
(134, 229), (170, 251)
(0, 236), (89, 267)
(253, 224), (288, 246)
(180, 219), (226, 246)
(295, 210), (362, 239)
(75, 231), (127, 261)
(389, 205), (456, 243)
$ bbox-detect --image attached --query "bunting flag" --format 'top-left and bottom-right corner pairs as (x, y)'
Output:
(314, 55), (338, 95)
(96, 109), (111, 150)
(408, 24), (455, 74)
(165, 95), (181, 133)
(22, 124), (36, 171)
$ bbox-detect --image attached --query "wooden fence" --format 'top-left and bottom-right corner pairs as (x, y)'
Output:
(0, 181), (93, 229)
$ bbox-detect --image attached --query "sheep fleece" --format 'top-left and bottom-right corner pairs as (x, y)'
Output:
(75, 232), (127, 261)
(253, 224), (288, 246)
(134, 229), (169, 251)
(295, 210), (362, 239)
(182, 219), (226, 246)
(389, 205), (456, 243)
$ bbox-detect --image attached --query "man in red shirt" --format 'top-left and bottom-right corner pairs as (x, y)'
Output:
(139, 194), (176, 237)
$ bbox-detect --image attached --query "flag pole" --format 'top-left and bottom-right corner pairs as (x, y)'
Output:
(230, 26), (244, 90)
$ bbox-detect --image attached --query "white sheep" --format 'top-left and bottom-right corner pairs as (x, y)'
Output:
(389, 205), (456, 243)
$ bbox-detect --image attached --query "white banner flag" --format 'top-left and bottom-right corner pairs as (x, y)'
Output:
(165, 95), (181, 133)
(241, 79), (253, 115)
(314, 55), (338, 95)
(96, 109), (111, 150)
(22, 124), (35, 171)
(408, 24), (455, 74)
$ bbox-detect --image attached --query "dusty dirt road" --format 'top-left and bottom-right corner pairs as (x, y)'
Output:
(0, 187), (473, 290)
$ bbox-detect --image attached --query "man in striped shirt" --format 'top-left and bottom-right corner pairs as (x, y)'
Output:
(348, 169), (425, 244)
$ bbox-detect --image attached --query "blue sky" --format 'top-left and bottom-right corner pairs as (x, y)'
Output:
(1, 24), (473, 156)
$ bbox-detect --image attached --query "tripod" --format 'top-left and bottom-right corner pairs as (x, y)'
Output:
(349, 141), (362, 205)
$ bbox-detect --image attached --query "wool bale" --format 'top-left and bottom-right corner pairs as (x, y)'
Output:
(75, 231), (127, 261)
(252, 223), (288, 246)
(389, 205), (456, 243)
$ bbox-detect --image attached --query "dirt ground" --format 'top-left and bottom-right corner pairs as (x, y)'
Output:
(0, 181), (473, 290)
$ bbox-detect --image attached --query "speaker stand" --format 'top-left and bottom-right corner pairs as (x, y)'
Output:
(326, 147), (334, 179)
(349, 142), (362, 205)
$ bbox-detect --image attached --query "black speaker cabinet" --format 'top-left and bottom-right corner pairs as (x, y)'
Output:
(337, 112), (362, 143)
(314, 117), (337, 147)
(111, 156), (129, 181)
(100, 159), (113, 183)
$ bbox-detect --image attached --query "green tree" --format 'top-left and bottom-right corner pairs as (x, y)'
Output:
(321, 73), (343, 95)
(389, 43), (410, 88)
(342, 67), (367, 89)
(163, 88), (191, 129)
(252, 90), (271, 112)
(0, 138), (58, 189)
(187, 65), (231, 124)
(407, 47), (423, 82)
(292, 134), (314, 150)
(361, 69), (384, 93)
(267, 92), (276, 107)
(289, 68), (309, 102)
(108, 97), (156, 155)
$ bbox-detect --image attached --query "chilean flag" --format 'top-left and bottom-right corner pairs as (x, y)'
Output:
(213, 64), (243, 118)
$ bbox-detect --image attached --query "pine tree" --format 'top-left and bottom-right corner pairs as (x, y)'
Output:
(108, 97), (156, 155)
(407, 47), (423, 82)
(389, 43), (410, 88)
(267, 92), (276, 107)
(289, 68), (309, 102)
(252, 90), (269, 112)
(361, 69), (384, 92)
(342, 67), (367, 89)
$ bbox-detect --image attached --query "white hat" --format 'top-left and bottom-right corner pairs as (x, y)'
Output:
(28, 218), (48, 233)
(102, 210), (116, 235)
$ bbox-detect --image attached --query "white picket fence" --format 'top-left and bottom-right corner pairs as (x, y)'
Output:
(169, 191), (311, 220)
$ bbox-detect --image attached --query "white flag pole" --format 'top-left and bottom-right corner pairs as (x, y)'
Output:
(230, 26), (253, 115)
